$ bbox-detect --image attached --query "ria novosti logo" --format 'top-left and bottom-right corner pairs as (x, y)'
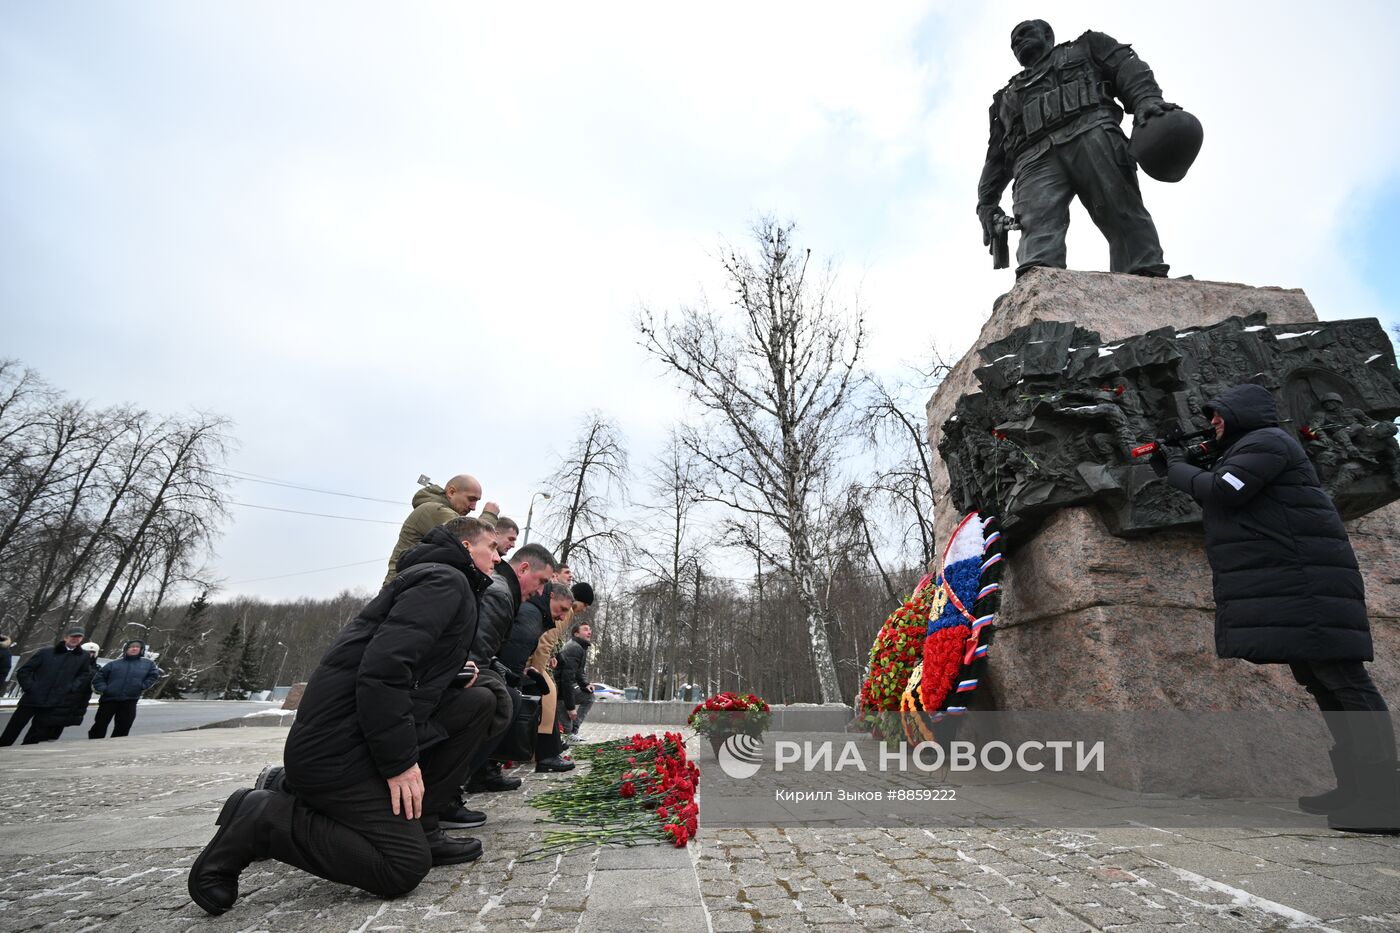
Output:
(715, 737), (1105, 780)
(717, 733), (764, 779)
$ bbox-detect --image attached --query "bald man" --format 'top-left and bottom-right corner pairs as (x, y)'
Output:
(384, 475), (500, 585)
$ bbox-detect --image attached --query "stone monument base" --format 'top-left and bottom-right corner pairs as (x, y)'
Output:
(925, 270), (1400, 792)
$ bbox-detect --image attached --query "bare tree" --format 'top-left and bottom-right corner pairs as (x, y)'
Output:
(860, 361), (950, 575)
(639, 218), (865, 703)
(88, 413), (231, 650)
(632, 429), (705, 700)
(541, 412), (630, 576)
(0, 362), (232, 653)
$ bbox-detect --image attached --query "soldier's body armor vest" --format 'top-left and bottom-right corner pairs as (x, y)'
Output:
(998, 38), (1120, 161)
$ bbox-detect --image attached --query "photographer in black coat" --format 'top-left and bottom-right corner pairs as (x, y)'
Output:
(1165, 383), (1397, 834)
(0, 626), (94, 746)
(188, 518), (506, 915)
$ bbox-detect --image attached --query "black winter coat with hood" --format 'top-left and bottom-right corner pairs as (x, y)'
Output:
(284, 526), (494, 787)
(1167, 383), (1370, 663)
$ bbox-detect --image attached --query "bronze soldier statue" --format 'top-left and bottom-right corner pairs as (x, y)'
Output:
(977, 20), (1182, 277)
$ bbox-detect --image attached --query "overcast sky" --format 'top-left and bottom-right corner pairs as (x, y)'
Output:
(4, 2), (1399, 603)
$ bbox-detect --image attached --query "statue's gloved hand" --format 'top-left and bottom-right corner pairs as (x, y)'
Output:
(977, 204), (1010, 247)
(1133, 97), (1181, 126)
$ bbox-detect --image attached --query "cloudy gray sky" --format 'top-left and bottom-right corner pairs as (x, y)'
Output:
(4, 1), (1399, 602)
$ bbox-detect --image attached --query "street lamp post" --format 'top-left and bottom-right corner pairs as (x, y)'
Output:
(522, 491), (552, 545)
(274, 642), (290, 691)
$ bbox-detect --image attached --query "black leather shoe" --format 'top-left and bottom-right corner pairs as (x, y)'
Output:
(467, 763), (522, 793)
(188, 788), (270, 915)
(439, 803), (487, 828)
(425, 828), (483, 865)
(535, 756), (576, 773)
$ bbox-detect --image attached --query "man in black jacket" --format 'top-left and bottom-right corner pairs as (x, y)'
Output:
(89, 640), (161, 739)
(493, 583), (576, 773)
(1165, 383), (1397, 834)
(461, 543), (557, 795)
(1, 626), (94, 746)
(188, 518), (505, 915)
(557, 619), (594, 738)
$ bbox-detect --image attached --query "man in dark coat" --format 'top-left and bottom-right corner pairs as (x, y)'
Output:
(1165, 383), (1397, 834)
(494, 583), (576, 773)
(187, 517), (506, 915)
(0, 626), (95, 746)
(90, 640), (161, 739)
(460, 543), (557, 796)
(557, 619), (595, 738)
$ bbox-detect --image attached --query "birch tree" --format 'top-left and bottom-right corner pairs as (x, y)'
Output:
(639, 218), (865, 703)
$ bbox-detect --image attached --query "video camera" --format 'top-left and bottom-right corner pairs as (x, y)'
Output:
(1131, 425), (1220, 469)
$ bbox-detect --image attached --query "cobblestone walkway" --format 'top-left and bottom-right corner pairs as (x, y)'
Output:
(0, 725), (1397, 931)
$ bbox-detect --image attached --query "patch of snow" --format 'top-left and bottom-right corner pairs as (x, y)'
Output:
(1275, 330), (1320, 339)
(1242, 325), (1267, 332)
(1366, 354), (1382, 364)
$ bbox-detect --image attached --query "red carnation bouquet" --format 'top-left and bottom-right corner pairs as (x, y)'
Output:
(525, 731), (700, 857)
(687, 691), (771, 739)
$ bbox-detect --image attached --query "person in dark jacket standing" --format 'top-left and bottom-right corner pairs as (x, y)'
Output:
(0, 635), (14, 686)
(0, 626), (95, 746)
(1164, 383), (1397, 834)
(187, 518), (505, 916)
(89, 640), (161, 739)
(557, 619), (595, 738)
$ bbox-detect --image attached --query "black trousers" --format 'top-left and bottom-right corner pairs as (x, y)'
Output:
(0, 706), (64, 746)
(266, 685), (495, 898)
(1289, 660), (1398, 764)
(89, 699), (139, 738)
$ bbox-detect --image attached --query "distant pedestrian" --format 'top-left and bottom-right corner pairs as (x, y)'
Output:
(90, 640), (161, 739)
(0, 635), (13, 686)
(0, 626), (95, 746)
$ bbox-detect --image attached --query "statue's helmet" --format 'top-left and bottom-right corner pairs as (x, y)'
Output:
(1130, 109), (1204, 183)
(1320, 392), (1344, 406)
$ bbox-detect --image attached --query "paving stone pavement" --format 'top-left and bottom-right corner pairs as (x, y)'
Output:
(0, 724), (1397, 931)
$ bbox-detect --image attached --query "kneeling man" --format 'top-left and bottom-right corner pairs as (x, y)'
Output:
(189, 516), (507, 914)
